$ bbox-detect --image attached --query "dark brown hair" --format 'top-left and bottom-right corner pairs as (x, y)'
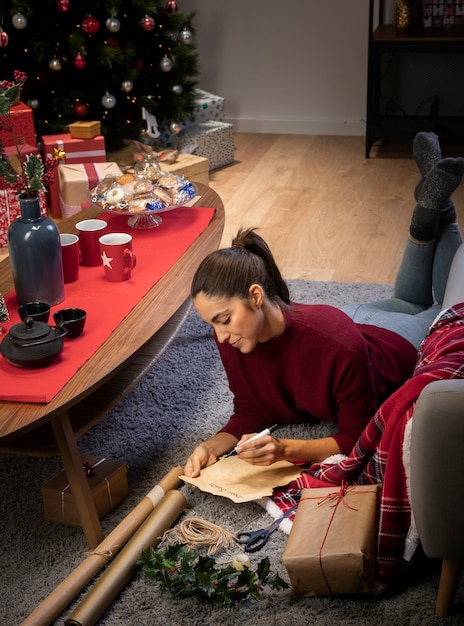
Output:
(191, 228), (290, 305)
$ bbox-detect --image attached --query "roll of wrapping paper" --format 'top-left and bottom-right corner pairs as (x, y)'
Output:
(22, 466), (183, 626)
(65, 489), (186, 626)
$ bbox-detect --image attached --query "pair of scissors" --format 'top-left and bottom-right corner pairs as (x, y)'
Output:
(235, 505), (297, 553)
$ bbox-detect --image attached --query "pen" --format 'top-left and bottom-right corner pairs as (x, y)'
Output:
(223, 424), (280, 458)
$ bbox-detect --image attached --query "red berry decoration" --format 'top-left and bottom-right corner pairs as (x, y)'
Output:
(167, 1), (179, 12)
(82, 15), (100, 35)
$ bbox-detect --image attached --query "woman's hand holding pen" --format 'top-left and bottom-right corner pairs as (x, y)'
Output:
(235, 431), (285, 466)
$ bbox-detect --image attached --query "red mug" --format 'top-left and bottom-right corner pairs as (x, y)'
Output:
(60, 233), (80, 283)
(99, 232), (136, 282)
(76, 219), (107, 266)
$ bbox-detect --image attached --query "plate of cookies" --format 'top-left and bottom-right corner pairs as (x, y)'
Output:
(88, 157), (198, 228)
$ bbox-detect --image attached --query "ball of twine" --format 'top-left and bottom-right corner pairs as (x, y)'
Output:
(162, 517), (236, 555)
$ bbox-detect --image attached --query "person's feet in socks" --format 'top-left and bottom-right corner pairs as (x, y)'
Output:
(410, 156), (464, 241)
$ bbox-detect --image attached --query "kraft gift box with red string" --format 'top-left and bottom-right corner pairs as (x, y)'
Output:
(42, 133), (107, 218)
(282, 483), (382, 596)
(58, 162), (122, 218)
(41, 454), (129, 528)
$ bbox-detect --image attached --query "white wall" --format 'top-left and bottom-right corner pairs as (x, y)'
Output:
(181, 0), (372, 136)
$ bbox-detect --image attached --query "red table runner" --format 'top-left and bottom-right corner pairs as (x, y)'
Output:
(0, 206), (215, 403)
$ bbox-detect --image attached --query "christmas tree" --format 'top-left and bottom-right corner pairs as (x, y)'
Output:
(0, 0), (199, 151)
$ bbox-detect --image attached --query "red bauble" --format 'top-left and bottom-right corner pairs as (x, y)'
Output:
(57, 0), (70, 12)
(82, 15), (100, 35)
(0, 30), (9, 47)
(74, 103), (88, 117)
(73, 53), (86, 69)
(140, 15), (155, 31)
(105, 38), (119, 48)
(167, 1), (179, 12)
(134, 59), (144, 71)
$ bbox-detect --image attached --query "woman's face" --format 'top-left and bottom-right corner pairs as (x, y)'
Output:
(193, 289), (265, 354)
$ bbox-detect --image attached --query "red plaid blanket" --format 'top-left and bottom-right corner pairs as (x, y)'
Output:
(273, 303), (464, 583)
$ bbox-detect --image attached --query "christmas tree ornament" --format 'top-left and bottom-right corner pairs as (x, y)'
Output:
(172, 84), (183, 95)
(82, 15), (101, 35)
(169, 121), (182, 134)
(57, 0), (70, 12)
(121, 79), (134, 93)
(140, 15), (155, 31)
(73, 53), (87, 69)
(159, 55), (173, 72)
(178, 27), (193, 45)
(0, 29), (9, 47)
(27, 98), (40, 110)
(167, 1), (179, 12)
(106, 37), (120, 48)
(106, 16), (121, 33)
(49, 57), (62, 71)
(101, 92), (116, 108)
(12, 13), (28, 30)
(74, 102), (88, 116)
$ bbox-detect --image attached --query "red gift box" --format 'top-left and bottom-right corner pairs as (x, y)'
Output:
(0, 102), (37, 148)
(0, 189), (47, 247)
(42, 133), (107, 218)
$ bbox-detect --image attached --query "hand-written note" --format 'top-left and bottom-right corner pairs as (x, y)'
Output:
(180, 456), (303, 503)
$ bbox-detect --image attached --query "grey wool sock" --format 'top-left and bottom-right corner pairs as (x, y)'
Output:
(413, 132), (442, 202)
(410, 157), (464, 241)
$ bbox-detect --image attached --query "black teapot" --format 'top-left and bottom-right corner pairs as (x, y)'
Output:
(0, 317), (68, 368)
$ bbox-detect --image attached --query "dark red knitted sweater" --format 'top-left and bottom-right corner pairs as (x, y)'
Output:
(216, 303), (417, 454)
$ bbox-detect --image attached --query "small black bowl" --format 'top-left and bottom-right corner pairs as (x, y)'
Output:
(53, 308), (87, 338)
(18, 302), (50, 324)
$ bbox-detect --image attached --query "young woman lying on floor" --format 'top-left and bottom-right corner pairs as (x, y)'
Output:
(184, 132), (464, 480)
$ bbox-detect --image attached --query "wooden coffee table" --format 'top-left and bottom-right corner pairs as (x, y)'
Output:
(0, 184), (224, 547)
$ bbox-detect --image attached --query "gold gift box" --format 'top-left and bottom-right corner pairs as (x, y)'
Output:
(69, 121), (102, 140)
(283, 484), (382, 596)
(41, 454), (129, 528)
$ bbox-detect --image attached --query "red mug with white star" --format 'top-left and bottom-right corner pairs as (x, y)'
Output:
(99, 232), (136, 282)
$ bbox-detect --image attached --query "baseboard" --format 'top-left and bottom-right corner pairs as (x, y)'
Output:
(225, 116), (366, 136)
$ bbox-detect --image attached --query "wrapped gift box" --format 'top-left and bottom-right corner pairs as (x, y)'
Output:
(58, 162), (122, 217)
(41, 454), (129, 528)
(161, 152), (209, 186)
(177, 121), (234, 170)
(42, 133), (107, 217)
(0, 102), (37, 148)
(283, 484), (382, 596)
(68, 121), (102, 140)
(0, 189), (47, 247)
(192, 88), (225, 124)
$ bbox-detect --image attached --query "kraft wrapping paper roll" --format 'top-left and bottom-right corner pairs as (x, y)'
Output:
(65, 489), (186, 626)
(22, 466), (183, 626)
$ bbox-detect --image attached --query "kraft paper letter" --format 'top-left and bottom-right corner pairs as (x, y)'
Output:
(181, 456), (303, 503)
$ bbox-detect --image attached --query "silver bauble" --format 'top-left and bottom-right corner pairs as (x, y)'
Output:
(27, 99), (40, 110)
(159, 55), (173, 72)
(101, 92), (116, 109)
(49, 57), (62, 71)
(106, 17), (121, 33)
(121, 79), (134, 93)
(169, 121), (182, 135)
(178, 27), (193, 45)
(12, 12), (27, 29)
(172, 84), (183, 95)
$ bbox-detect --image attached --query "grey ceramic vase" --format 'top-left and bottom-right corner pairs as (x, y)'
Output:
(8, 194), (64, 306)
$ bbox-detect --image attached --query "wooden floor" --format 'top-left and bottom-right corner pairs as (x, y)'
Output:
(3, 133), (464, 284)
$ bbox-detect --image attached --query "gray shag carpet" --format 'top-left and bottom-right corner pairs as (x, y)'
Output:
(2, 280), (464, 626)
